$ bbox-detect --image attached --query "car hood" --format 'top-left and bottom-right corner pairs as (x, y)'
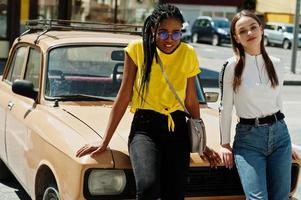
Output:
(56, 104), (228, 166)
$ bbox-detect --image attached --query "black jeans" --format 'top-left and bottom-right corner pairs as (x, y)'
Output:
(128, 109), (190, 200)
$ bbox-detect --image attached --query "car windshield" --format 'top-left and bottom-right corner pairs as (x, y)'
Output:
(286, 26), (293, 33)
(212, 19), (229, 28)
(45, 45), (206, 103)
(285, 26), (301, 33)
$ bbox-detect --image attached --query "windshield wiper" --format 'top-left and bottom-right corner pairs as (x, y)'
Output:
(53, 94), (114, 101)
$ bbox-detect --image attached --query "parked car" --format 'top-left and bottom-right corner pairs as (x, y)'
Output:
(181, 20), (192, 42)
(191, 16), (231, 46)
(264, 22), (301, 49)
(0, 19), (300, 200)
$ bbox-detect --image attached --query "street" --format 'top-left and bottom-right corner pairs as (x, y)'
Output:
(0, 43), (300, 199)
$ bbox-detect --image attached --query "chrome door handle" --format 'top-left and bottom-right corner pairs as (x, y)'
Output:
(7, 101), (14, 110)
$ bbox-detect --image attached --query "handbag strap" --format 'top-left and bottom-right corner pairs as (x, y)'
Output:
(156, 54), (191, 117)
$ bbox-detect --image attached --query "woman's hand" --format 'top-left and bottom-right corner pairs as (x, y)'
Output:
(76, 142), (108, 158)
(292, 149), (300, 160)
(219, 143), (234, 169)
(201, 146), (222, 168)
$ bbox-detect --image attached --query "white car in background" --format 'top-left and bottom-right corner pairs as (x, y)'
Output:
(264, 22), (301, 49)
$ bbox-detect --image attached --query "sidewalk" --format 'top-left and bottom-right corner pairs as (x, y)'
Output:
(284, 71), (301, 86)
(200, 66), (301, 87)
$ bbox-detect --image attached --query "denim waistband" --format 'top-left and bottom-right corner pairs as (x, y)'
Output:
(239, 111), (285, 126)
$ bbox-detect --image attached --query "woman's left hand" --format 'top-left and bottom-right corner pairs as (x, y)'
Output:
(201, 146), (222, 168)
(292, 149), (300, 160)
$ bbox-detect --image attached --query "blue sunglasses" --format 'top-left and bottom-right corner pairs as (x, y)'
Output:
(157, 31), (182, 41)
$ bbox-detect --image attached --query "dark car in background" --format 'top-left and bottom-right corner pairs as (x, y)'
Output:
(191, 16), (230, 46)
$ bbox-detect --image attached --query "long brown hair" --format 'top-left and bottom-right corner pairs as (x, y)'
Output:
(230, 10), (278, 92)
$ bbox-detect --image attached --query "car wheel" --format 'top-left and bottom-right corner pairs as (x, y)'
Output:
(263, 36), (269, 46)
(42, 184), (60, 200)
(282, 39), (291, 49)
(0, 159), (11, 180)
(192, 33), (198, 43)
(212, 34), (219, 46)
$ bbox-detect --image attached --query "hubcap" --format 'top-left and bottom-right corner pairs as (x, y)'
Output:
(42, 186), (60, 200)
(212, 35), (219, 46)
(192, 33), (198, 43)
(283, 40), (290, 49)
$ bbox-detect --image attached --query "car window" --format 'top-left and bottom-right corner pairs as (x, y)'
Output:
(212, 19), (229, 28)
(195, 19), (209, 28)
(5, 47), (27, 84)
(285, 26), (293, 33)
(265, 24), (276, 30)
(46, 45), (124, 98)
(24, 48), (41, 90)
(45, 45), (207, 103)
(277, 26), (283, 31)
(202, 19), (211, 28)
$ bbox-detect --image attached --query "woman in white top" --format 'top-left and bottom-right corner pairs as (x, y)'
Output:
(219, 10), (297, 200)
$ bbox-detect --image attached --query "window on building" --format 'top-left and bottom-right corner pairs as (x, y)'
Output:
(0, 0), (7, 38)
(38, 0), (59, 19)
(202, 11), (212, 17)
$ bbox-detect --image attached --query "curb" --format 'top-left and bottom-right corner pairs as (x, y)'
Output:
(284, 80), (301, 86)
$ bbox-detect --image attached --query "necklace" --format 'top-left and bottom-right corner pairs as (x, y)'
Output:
(255, 56), (264, 85)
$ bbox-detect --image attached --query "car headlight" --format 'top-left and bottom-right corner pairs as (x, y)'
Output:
(88, 170), (126, 195)
(217, 28), (227, 35)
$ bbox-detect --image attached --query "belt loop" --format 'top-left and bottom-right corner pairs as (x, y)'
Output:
(255, 117), (259, 127)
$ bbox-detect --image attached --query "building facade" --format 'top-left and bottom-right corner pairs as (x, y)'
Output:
(256, 0), (301, 23)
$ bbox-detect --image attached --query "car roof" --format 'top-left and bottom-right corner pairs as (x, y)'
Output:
(16, 30), (140, 50)
(265, 22), (293, 27)
(14, 20), (142, 50)
(196, 16), (228, 21)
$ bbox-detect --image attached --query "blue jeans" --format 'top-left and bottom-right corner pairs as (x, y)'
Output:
(233, 119), (292, 200)
(128, 109), (190, 200)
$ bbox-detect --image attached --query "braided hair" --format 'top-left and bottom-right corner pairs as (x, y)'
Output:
(139, 3), (184, 103)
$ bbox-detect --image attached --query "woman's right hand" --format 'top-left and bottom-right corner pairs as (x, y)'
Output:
(76, 142), (108, 158)
(219, 143), (234, 169)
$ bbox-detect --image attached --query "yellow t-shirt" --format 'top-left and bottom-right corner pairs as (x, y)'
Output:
(125, 39), (200, 130)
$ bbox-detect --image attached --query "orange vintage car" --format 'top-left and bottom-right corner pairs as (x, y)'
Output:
(0, 20), (300, 200)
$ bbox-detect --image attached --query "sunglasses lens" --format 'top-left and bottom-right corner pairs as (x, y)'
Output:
(172, 32), (182, 40)
(158, 32), (169, 40)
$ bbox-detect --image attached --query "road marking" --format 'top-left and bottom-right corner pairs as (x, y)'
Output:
(292, 144), (301, 151)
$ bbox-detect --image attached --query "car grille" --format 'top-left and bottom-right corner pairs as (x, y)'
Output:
(185, 166), (244, 197)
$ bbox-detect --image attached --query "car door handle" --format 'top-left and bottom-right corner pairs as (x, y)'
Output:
(7, 101), (14, 110)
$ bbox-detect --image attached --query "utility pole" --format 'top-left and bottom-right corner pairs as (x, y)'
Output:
(114, 0), (118, 23)
(291, 0), (300, 74)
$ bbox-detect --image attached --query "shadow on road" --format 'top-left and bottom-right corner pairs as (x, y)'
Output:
(0, 176), (31, 200)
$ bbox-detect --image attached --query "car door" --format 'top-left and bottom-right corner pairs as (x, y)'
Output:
(4, 45), (41, 189)
(200, 19), (212, 42)
(274, 26), (285, 45)
(192, 19), (208, 42)
(266, 24), (278, 44)
(0, 46), (27, 163)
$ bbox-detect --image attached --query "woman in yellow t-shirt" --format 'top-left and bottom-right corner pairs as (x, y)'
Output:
(76, 3), (220, 199)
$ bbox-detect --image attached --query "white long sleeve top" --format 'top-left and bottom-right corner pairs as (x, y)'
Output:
(219, 52), (284, 145)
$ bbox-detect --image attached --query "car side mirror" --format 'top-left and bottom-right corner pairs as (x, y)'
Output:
(12, 79), (38, 100)
(111, 50), (124, 61)
(205, 92), (219, 102)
